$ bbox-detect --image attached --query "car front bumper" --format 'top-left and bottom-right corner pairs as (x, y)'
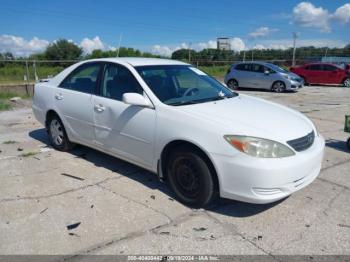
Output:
(211, 134), (325, 204)
(286, 79), (304, 90)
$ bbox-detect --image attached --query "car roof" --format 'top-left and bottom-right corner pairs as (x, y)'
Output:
(84, 57), (189, 67)
(234, 61), (274, 66)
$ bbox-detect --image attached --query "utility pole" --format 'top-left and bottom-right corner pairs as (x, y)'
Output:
(188, 42), (192, 63)
(292, 32), (298, 66)
(116, 33), (123, 57)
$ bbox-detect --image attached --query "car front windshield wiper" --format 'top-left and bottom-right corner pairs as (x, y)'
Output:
(167, 93), (237, 106)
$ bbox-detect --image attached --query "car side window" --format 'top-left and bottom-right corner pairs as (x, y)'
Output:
(60, 63), (101, 94)
(101, 63), (143, 101)
(322, 65), (337, 71)
(308, 64), (321, 71)
(235, 64), (250, 71)
(251, 64), (264, 73)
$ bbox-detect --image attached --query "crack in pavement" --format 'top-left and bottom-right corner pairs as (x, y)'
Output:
(203, 210), (281, 261)
(0, 176), (124, 203)
(58, 211), (197, 260)
(96, 183), (173, 223)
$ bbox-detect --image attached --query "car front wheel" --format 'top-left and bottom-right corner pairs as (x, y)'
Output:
(227, 79), (239, 90)
(47, 115), (74, 151)
(271, 81), (286, 93)
(166, 146), (217, 208)
(343, 78), (350, 88)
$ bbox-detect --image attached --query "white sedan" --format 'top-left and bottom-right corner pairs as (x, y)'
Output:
(32, 58), (325, 207)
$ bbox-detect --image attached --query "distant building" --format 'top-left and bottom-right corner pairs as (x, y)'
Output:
(217, 37), (231, 51)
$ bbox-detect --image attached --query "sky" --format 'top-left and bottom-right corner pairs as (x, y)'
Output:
(0, 0), (349, 57)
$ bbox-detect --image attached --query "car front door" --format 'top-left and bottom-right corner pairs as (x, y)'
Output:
(92, 63), (156, 169)
(250, 64), (270, 89)
(55, 62), (102, 144)
(322, 64), (343, 84)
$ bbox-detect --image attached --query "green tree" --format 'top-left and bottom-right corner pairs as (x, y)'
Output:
(44, 39), (82, 61)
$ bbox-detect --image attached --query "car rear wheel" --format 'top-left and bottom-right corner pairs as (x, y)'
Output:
(47, 115), (74, 151)
(271, 81), (286, 93)
(166, 146), (217, 208)
(343, 78), (350, 88)
(227, 79), (239, 90)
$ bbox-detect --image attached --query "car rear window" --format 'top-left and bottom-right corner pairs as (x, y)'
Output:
(235, 64), (250, 71)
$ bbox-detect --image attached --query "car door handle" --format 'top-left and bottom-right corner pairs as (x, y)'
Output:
(94, 104), (105, 112)
(55, 94), (63, 100)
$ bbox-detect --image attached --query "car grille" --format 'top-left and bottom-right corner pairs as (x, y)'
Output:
(287, 131), (315, 152)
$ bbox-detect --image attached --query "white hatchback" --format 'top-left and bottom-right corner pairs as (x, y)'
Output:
(32, 58), (325, 207)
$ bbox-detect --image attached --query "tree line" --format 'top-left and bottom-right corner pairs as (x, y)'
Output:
(1, 38), (350, 65)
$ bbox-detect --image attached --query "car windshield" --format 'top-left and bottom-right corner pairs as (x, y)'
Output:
(135, 65), (237, 106)
(268, 64), (288, 73)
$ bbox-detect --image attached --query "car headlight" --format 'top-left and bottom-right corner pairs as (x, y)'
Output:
(224, 135), (295, 158)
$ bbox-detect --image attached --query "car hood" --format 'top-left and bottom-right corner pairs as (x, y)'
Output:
(178, 94), (314, 143)
(284, 72), (302, 80)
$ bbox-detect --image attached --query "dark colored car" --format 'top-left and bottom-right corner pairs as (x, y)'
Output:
(290, 63), (350, 87)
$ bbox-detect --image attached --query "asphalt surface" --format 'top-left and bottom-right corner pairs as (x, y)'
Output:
(0, 86), (350, 257)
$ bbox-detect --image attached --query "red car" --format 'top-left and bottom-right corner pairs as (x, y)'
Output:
(290, 63), (350, 87)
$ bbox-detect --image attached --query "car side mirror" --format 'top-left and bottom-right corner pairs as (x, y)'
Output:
(123, 93), (153, 108)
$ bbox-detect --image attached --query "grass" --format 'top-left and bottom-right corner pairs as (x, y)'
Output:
(0, 91), (31, 111)
(0, 100), (12, 111)
(19, 151), (39, 157)
(0, 65), (63, 85)
(2, 140), (18, 144)
(198, 65), (229, 78)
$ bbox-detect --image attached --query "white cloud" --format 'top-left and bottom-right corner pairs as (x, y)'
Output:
(0, 35), (49, 56)
(293, 2), (350, 32)
(254, 38), (347, 50)
(151, 38), (246, 56)
(332, 3), (350, 24)
(249, 27), (278, 38)
(293, 2), (330, 32)
(80, 36), (107, 54)
(230, 38), (246, 51)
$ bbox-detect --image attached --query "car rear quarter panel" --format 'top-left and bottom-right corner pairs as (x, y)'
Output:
(32, 83), (56, 126)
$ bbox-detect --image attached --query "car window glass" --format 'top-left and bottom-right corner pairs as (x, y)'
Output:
(322, 65), (337, 71)
(235, 64), (250, 71)
(308, 64), (321, 70)
(101, 64), (143, 101)
(251, 64), (265, 73)
(60, 63), (101, 93)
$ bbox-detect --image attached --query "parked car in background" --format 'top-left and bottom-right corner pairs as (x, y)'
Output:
(290, 63), (350, 87)
(32, 58), (324, 207)
(224, 62), (304, 92)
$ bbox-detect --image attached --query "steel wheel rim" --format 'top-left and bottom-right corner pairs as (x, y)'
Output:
(345, 79), (350, 87)
(273, 82), (284, 92)
(228, 80), (237, 89)
(50, 119), (64, 145)
(173, 158), (200, 199)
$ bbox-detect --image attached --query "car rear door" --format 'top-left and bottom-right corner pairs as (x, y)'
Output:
(235, 63), (253, 88)
(322, 64), (343, 84)
(305, 64), (323, 84)
(92, 62), (156, 169)
(55, 62), (102, 144)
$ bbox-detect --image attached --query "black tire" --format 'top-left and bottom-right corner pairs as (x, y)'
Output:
(166, 146), (218, 208)
(347, 138), (350, 149)
(271, 81), (286, 93)
(227, 79), (239, 90)
(47, 114), (75, 151)
(343, 78), (350, 88)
